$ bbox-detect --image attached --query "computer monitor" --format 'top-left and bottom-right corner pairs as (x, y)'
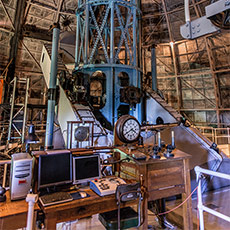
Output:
(73, 154), (101, 184)
(38, 151), (72, 190)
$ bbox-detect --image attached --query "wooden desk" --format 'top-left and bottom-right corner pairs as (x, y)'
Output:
(40, 189), (134, 229)
(0, 191), (39, 230)
(116, 147), (193, 230)
(37, 148), (192, 229)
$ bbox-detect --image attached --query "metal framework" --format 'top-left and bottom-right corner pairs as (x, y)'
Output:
(2, 0), (230, 129)
(7, 77), (29, 144)
(142, 0), (230, 127)
(74, 0), (143, 125)
(75, 0), (140, 67)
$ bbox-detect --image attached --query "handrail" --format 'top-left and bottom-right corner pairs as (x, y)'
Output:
(195, 166), (230, 230)
(197, 126), (230, 145)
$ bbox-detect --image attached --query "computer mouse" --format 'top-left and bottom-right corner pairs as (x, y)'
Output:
(79, 191), (87, 198)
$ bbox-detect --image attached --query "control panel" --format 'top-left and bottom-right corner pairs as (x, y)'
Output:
(90, 177), (126, 196)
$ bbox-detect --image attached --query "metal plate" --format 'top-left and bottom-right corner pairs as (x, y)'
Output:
(74, 126), (89, 142)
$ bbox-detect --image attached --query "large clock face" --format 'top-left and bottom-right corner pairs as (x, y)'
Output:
(122, 119), (141, 142)
(116, 115), (141, 143)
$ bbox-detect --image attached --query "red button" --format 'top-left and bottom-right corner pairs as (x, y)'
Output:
(95, 179), (98, 182)
(19, 180), (26, 184)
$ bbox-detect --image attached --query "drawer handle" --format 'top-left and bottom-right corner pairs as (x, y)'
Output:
(158, 185), (175, 190)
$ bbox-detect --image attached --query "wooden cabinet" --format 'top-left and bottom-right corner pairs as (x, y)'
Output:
(116, 147), (193, 230)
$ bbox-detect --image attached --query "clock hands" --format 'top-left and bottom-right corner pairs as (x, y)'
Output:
(116, 115), (141, 143)
(124, 128), (138, 135)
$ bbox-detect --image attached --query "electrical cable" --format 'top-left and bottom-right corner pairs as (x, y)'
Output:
(157, 186), (198, 216)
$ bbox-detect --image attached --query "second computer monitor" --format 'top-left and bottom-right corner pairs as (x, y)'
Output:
(73, 154), (101, 184)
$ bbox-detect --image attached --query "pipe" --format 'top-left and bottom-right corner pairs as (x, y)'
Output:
(184, 0), (190, 22)
(151, 46), (157, 91)
(26, 194), (38, 230)
(84, 1), (89, 64)
(45, 24), (60, 149)
(195, 166), (230, 180)
(110, 0), (114, 63)
(197, 173), (204, 230)
(75, 13), (80, 65)
(22, 78), (30, 143)
(132, 7), (137, 67)
(75, 0), (81, 65)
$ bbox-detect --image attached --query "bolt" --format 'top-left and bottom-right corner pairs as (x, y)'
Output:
(197, 23), (200, 27)
(197, 29), (200, 33)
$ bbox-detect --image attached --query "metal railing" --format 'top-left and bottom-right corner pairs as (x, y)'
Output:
(197, 126), (230, 145)
(195, 166), (230, 230)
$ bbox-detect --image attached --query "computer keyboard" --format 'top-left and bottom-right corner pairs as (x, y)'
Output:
(39, 191), (73, 207)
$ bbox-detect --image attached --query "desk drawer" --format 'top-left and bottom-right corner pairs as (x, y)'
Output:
(53, 199), (130, 223)
(148, 185), (185, 201)
(147, 161), (184, 191)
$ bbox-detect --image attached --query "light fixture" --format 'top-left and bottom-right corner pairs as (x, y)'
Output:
(25, 124), (39, 144)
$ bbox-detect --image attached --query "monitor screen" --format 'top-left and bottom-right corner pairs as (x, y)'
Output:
(38, 152), (72, 190)
(73, 154), (101, 184)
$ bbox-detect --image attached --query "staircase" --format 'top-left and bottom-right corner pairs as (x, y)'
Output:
(75, 108), (107, 136)
(43, 44), (72, 80)
(144, 85), (182, 123)
(40, 44), (109, 147)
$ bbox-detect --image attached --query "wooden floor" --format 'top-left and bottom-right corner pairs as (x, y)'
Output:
(55, 186), (230, 230)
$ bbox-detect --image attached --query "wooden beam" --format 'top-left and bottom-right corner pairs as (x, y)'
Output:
(0, 0), (15, 30)
(190, 0), (221, 126)
(161, 0), (173, 42)
(23, 0), (32, 24)
(28, 1), (75, 16)
(205, 38), (221, 123)
(54, 0), (64, 23)
(4, 0), (27, 104)
(22, 25), (52, 41)
(20, 41), (41, 69)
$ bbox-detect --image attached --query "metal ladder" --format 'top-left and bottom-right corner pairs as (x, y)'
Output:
(7, 77), (30, 144)
(44, 44), (107, 137)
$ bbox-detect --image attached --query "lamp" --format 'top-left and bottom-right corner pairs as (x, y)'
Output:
(25, 124), (39, 144)
(25, 124), (39, 152)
